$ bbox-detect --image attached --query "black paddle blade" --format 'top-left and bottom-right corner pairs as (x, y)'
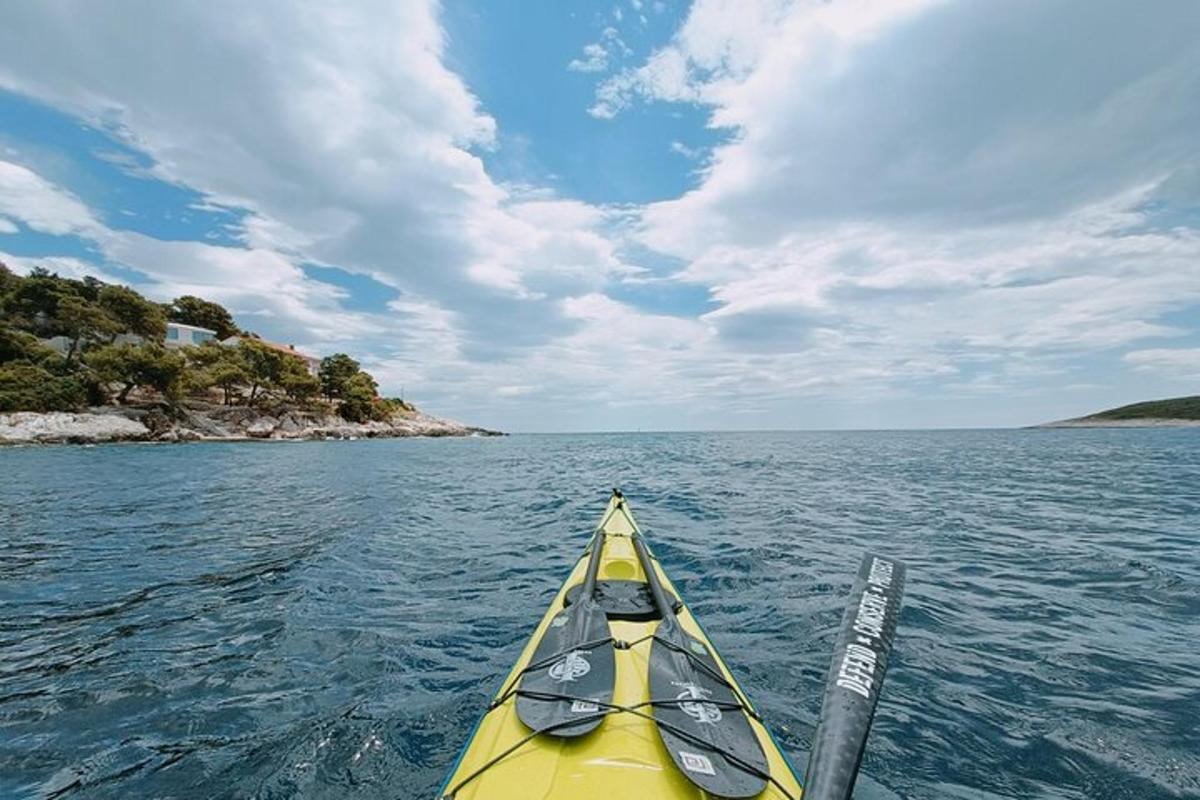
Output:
(649, 627), (768, 798)
(803, 553), (906, 800)
(515, 599), (615, 737)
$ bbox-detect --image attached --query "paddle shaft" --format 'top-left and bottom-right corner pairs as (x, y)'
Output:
(630, 533), (677, 628)
(803, 553), (906, 800)
(581, 530), (605, 602)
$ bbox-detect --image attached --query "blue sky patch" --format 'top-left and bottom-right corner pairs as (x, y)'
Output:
(443, 0), (724, 205)
(301, 263), (400, 314)
(0, 90), (245, 245)
(0, 220), (100, 261)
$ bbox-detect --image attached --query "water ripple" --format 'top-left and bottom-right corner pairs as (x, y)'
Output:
(1, 430), (1198, 799)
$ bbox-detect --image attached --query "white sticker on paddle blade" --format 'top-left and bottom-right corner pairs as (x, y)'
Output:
(548, 651), (591, 682)
(679, 751), (715, 775)
(570, 700), (598, 713)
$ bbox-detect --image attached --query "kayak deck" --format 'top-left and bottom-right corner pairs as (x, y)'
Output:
(439, 494), (803, 799)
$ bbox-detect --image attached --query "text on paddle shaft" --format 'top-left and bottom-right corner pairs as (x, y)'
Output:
(836, 557), (896, 700)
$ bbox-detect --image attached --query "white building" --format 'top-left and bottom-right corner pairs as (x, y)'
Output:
(43, 323), (216, 353)
(164, 322), (218, 349)
(42, 331), (144, 355)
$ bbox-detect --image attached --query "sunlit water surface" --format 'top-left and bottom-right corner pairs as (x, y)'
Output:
(2, 430), (1198, 799)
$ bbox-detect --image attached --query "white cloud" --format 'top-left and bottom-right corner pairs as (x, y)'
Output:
(0, 159), (102, 237)
(1, 1), (1199, 430)
(0, 217), (18, 234)
(591, 0), (1200, 424)
(569, 43), (611, 73)
(568, 27), (631, 74)
(1123, 349), (1200, 381)
(0, 251), (126, 285)
(463, 198), (628, 299)
(669, 141), (703, 160)
(495, 384), (535, 397)
(638, 1), (1200, 253)
(0, 1), (634, 370)
(591, 0), (933, 118)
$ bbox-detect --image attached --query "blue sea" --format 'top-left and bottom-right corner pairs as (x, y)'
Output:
(2, 430), (1198, 799)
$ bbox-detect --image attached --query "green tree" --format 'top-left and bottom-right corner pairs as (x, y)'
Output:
(98, 285), (167, 340)
(0, 261), (19, 296)
(207, 359), (250, 405)
(86, 343), (185, 404)
(184, 341), (248, 405)
(278, 357), (321, 401)
(0, 322), (58, 365)
(168, 295), (239, 339)
(337, 371), (379, 423)
(1, 268), (77, 333)
(318, 353), (360, 400)
(238, 339), (287, 403)
(0, 362), (86, 412)
(57, 295), (122, 366)
(77, 275), (104, 302)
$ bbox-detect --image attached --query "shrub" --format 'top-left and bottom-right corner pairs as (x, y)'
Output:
(0, 323), (58, 364)
(0, 362), (86, 412)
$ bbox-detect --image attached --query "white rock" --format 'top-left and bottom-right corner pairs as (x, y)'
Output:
(244, 417), (278, 438)
(0, 412), (150, 444)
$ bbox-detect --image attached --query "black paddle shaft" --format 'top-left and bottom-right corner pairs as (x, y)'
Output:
(631, 533), (770, 798)
(515, 531), (616, 737)
(803, 552), (906, 800)
(581, 529), (604, 601)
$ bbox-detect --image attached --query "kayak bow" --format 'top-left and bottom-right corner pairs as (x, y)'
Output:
(438, 490), (905, 800)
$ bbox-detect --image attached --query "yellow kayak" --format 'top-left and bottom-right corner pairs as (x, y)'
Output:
(438, 490), (906, 800)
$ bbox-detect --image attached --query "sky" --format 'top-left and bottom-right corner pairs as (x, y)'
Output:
(0, 0), (1198, 432)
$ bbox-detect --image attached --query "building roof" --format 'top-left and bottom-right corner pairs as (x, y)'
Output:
(166, 321), (218, 335)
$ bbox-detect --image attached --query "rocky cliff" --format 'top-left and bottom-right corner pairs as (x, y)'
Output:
(0, 401), (501, 445)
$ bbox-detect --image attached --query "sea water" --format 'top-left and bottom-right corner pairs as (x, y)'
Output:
(1, 429), (1198, 799)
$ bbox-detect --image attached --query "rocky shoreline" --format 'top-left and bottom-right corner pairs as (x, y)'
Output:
(1034, 418), (1200, 428)
(0, 401), (502, 445)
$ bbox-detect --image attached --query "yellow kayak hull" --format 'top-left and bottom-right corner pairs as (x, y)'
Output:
(438, 494), (803, 799)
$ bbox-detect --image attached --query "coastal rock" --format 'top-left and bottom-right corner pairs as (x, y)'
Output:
(141, 408), (176, 436)
(0, 402), (502, 445)
(245, 417), (278, 438)
(0, 412), (150, 444)
(178, 409), (237, 438)
(208, 406), (259, 427)
(156, 428), (203, 443)
(1035, 418), (1200, 428)
(275, 414), (305, 437)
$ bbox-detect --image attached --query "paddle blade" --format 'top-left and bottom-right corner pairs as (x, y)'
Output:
(515, 600), (615, 737)
(649, 629), (769, 798)
(803, 553), (906, 800)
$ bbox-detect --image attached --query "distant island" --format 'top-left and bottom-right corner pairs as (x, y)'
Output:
(0, 262), (500, 444)
(1037, 395), (1200, 428)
